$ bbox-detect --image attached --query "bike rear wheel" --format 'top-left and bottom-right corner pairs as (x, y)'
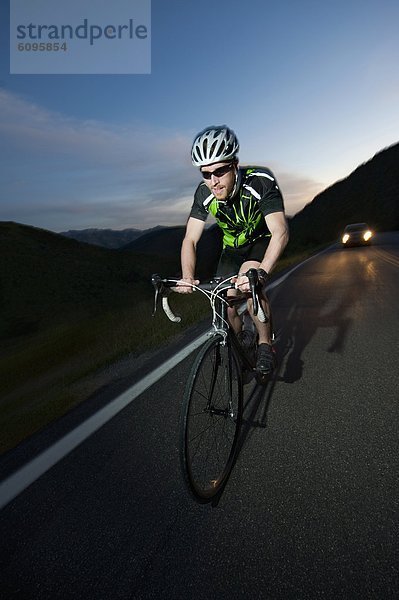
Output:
(180, 334), (243, 502)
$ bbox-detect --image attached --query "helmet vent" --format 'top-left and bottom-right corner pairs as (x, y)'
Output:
(191, 125), (239, 167)
(210, 140), (219, 157)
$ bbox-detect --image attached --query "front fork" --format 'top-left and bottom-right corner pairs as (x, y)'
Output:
(206, 335), (236, 419)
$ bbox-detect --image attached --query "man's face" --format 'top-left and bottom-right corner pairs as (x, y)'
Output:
(200, 161), (237, 200)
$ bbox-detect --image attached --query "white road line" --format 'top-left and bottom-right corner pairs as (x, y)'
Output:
(0, 245), (331, 510)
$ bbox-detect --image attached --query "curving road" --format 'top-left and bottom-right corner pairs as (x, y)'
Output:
(1, 232), (398, 599)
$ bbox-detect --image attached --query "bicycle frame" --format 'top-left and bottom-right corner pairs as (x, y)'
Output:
(151, 270), (271, 502)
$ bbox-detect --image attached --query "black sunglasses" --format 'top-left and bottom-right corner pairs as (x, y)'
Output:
(201, 163), (234, 180)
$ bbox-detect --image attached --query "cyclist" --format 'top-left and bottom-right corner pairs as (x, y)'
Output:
(176, 125), (289, 375)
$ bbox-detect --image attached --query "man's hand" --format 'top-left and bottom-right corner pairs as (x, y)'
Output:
(232, 269), (268, 293)
(173, 277), (199, 294)
(232, 272), (250, 293)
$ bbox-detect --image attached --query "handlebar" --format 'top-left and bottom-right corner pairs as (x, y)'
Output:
(151, 270), (268, 324)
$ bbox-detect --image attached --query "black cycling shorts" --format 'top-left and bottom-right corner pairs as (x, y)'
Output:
(216, 237), (270, 277)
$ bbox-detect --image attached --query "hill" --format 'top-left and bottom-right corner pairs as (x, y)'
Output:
(0, 221), (161, 340)
(123, 224), (223, 280)
(0, 221), (209, 453)
(0, 220), (221, 347)
(288, 142), (399, 249)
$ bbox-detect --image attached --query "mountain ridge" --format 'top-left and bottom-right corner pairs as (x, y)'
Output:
(59, 225), (164, 249)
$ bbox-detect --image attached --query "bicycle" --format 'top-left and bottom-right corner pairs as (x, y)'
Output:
(151, 269), (275, 503)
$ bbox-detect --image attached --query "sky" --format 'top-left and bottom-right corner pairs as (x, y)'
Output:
(1, 0), (399, 232)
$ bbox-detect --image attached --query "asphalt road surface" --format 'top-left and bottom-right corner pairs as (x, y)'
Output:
(1, 232), (398, 599)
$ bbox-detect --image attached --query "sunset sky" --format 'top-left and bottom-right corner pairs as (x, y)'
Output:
(1, 0), (398, 232)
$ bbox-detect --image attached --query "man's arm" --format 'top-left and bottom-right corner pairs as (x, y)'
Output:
(176, 217), (206, 293)
(258, 211), (289, 274)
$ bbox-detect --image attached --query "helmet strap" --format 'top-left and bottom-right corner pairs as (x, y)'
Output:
(226, 163), (240, 201)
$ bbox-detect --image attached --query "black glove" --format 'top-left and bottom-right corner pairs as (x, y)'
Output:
(257, 268), (269, 283)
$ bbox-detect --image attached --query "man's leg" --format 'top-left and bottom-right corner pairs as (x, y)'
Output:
(215, 249), (244, 335)
(227, 297), (243, 335)
(238, 260), (275, 374)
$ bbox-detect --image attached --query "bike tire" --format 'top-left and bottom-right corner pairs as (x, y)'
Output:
(180, 334), (243, 502)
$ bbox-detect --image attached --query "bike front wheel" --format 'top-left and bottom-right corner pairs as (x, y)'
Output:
(180, 334), (243, 502)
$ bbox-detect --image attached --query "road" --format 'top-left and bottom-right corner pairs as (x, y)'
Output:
(1, 232), (398, 599)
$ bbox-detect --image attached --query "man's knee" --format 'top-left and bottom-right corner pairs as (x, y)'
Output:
(227, 305), (238, 319)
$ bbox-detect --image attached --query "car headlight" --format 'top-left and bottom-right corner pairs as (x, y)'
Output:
(363, 230), (372, 241)
(342, 234), (350, 243)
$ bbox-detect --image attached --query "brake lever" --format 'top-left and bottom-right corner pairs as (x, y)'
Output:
(246, 268), (259, 315)
(151, 273), (163, 317)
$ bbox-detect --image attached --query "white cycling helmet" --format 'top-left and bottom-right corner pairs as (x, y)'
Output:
(191, 126), (239, 167)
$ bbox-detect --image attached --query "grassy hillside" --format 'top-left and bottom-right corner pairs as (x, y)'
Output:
(124, 223), (223, 280)
(0, 222), (210, 454)
(1, 222), (145, 339)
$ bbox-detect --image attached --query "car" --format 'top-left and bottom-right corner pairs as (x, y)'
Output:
(340, 223), (373, 246)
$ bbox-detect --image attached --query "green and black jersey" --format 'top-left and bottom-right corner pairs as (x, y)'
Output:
(189, 166), (285, 248)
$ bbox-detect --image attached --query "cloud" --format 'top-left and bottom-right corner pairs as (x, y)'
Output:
(0, 90), (188, 167)
(0, 89), (200, 229)
(0, 90), (323, 230)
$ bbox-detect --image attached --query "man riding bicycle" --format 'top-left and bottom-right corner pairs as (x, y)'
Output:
(176, 125), (289, 375)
